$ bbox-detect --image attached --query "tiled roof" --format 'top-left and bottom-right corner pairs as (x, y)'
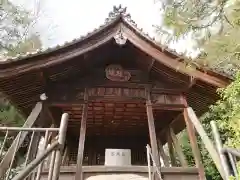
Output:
(1, 5), (181, 62)
(0, 5), (234, 79)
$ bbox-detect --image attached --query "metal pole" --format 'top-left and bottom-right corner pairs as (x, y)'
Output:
(52, 113), (69, 180)
(24, 131), (35, 167)
(0, 127), (59, 132)
(48, 150), (56, 180)
(147, 145), (163, 180)
(12, 141), (59, 180)
(222, 148), (240, 158)
(228, 152), (238, 179)
(0, 130), (8, 157)
(36, 130), (49, 180)
(5, 131), (22, 180)
(210, 121), (231, 180)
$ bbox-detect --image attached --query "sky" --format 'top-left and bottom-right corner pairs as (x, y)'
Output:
(13, 0), (198, 56)
(15, 0), (161, 46)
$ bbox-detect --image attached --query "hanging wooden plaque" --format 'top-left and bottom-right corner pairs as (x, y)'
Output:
(105, 64), (131, 82)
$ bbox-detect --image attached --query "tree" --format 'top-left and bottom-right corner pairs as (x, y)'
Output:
(156, 0), (240, 75)
(0, 0), (42, 58)
(155, 0), (240, 179)
(0, 2), (44, 178)
(0, 0), (43, 126)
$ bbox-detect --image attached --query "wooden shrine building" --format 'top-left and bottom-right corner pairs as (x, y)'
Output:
(0, 5), (231, 180)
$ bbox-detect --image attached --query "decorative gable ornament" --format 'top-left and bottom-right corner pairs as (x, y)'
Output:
(114, 29), (127, 46)
(105, 5), (130, 22)
(105, 64), (131, 82)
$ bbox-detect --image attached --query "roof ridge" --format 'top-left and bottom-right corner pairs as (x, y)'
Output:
(1, 5), (134, 62)
(1, 5), (179, 64)
(0, 4), (232, 79)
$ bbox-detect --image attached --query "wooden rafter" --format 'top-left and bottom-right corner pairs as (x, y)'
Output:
(147, 58), (155, 72)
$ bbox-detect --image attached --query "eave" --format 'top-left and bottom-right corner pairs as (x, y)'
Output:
(0, 5), (232, 119)
(0, 6), (231, 88)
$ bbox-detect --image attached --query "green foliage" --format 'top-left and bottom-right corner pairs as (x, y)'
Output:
(178, 130), (221, 180)
(0, 97), (24, 126)
(204, 73), (240, 179)
(0, 0), (42, 57)
(208, 73), (240, 148)
(177, 73), (240, 180)
(158, 0), (240, 76)
(160, 0), (233, 41)
(0, 1), (42, 127)
(6, 34), (42, 57)
(158, 0), (240, 178)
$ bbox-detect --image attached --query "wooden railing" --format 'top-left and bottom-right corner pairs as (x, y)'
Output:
(146, 144), (163, 180)
(0, 108), (68, 180)
(211, 121), (240, 179)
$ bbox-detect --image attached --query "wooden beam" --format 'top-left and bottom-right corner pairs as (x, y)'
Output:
(184, 108), (206, 180)
(157, 139), (170, 167)
(158, 112), (183, 142)
(146, 89), (160, 167)
(0, 102), (43, 178)
(167, 130), (176, 166)
(188, 76), (196, 89)
(122, 25), (229, 88)
(147, 58), (155, 72)
(75, 88), (88, 180)
(169, 127), (188, 167)
(186, 107), (225, 179)
(45, 105), (56, 126)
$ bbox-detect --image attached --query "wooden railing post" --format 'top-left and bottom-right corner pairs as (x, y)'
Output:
(75, 88), (88, 180)
(0, 102), (43, 179)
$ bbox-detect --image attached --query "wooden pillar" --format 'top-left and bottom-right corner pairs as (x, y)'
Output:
(169, 127), (188, 167)
(186, 107), (225, 179)
(184, 108), (206, 180)
(146, 89), (160, 167)
(167, 130), (176, 166)
(75, 88), (88, 180)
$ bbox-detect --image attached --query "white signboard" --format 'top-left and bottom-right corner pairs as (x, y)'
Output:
(105, 149), (131, 166)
